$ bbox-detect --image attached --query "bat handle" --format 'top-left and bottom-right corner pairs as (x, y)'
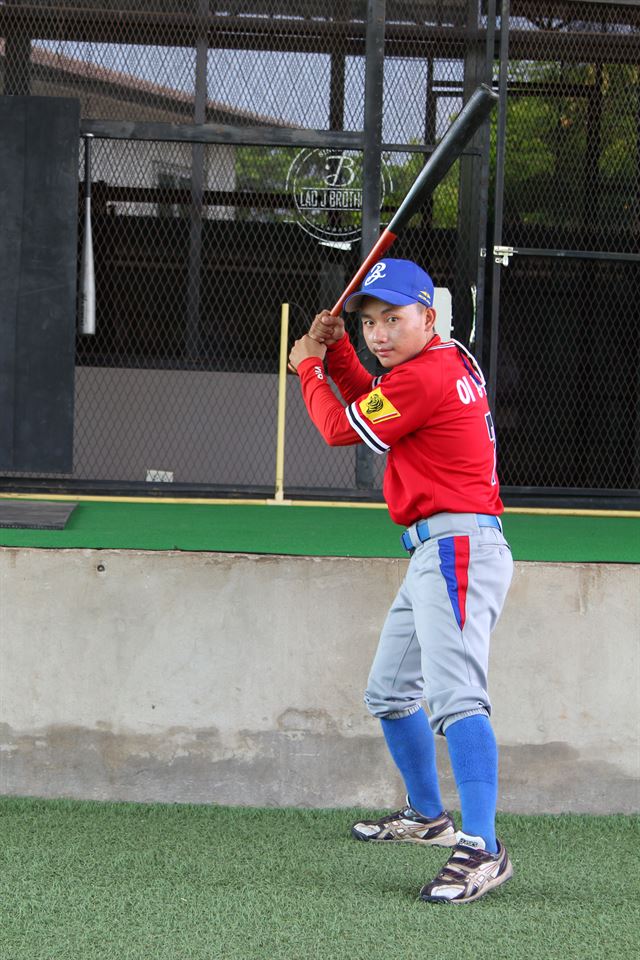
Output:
(289, 224), (397, 372)
(83, 135), (93, 201)
(330, 228), (398, 316)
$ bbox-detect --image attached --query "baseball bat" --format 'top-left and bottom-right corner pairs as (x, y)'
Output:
(79, 133), (96, 336)
(330, 83), (499, 316)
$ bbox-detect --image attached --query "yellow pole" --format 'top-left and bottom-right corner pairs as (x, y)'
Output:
(274, 303), (290, 502)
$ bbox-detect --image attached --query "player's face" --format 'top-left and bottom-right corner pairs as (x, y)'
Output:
(360, 298), (436, 368)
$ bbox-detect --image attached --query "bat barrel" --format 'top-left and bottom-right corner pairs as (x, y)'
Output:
(387, 83), (498, 236)
(328, 84), (498, 317)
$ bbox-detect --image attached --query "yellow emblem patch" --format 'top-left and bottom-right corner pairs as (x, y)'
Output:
(359, 388), (401, 424)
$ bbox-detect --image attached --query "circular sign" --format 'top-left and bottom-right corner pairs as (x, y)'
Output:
(286, 148), (393, 245)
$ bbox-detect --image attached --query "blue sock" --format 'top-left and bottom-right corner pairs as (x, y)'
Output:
(445, 714), (498, 853)
(380, 709), (444, 819)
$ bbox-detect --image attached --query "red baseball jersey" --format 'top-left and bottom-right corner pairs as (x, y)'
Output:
(297, 333), (503, 527)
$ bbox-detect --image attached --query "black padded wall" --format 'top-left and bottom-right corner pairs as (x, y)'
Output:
(0, 96), (79, 473)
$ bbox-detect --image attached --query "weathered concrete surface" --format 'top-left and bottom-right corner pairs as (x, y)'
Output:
(1, 548), (638, 812)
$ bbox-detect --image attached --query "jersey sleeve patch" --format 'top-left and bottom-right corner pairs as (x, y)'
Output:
(358, 387), (401, 425)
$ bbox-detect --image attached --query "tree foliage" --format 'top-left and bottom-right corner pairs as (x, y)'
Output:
(233, 63), (639, 238)
(496, 61), (639, 232)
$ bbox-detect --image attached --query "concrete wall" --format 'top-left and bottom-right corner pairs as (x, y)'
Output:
(69, 297), (453, 488)
(1, 547), (638, 813)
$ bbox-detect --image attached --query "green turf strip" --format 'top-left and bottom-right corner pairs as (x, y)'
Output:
(1, 499), (639, 562)
(0, 798), (637, 960)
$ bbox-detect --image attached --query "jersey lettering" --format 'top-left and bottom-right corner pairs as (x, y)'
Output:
(474, 378), (487, 399)
(457, 376), (487, 404)
(457, 379), (473, 404)
(359, 387), (401, 424)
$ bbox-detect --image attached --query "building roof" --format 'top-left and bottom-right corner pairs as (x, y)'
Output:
(0, 39), (297, 127)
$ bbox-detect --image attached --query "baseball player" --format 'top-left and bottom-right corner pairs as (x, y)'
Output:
(288, 259), (514, 904)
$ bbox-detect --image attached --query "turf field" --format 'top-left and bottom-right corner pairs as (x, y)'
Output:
(1, 798), (637, 960)
(1, 497), (639, 562)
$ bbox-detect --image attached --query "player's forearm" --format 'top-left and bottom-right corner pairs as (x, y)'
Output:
(297, 358), (361, 447)
(325, 333), (375, 404)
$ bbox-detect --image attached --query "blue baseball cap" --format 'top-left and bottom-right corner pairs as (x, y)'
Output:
(343, 258), (434, 313)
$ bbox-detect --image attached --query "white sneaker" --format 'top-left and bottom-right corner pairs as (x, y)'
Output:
(419, 831), (513, 903)
(351, 802), (456, 846)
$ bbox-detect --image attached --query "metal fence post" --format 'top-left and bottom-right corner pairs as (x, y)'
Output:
(356, 0), (386, 489)
(453, 0), (493, 352)
(487, 0), (510, 409)
(472, 0), (497, 368)
(186, 1), (208, 361)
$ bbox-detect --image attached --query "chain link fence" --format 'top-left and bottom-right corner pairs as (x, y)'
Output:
(1, 1), (638, 502)
(491, 0), (640, 498)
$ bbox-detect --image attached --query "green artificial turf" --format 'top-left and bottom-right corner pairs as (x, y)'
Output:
(0, 798), (638, 960)
(1, 498), (639, 562)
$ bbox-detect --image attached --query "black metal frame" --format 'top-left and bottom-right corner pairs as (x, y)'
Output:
(485, 0), (640, 508)
(2, 0), (639, 510)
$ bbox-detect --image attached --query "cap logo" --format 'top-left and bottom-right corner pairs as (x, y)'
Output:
(364, 262), (387, 285)
(418, 289), (432, 304)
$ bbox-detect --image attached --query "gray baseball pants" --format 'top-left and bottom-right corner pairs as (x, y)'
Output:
(364, 513), (513, 735)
